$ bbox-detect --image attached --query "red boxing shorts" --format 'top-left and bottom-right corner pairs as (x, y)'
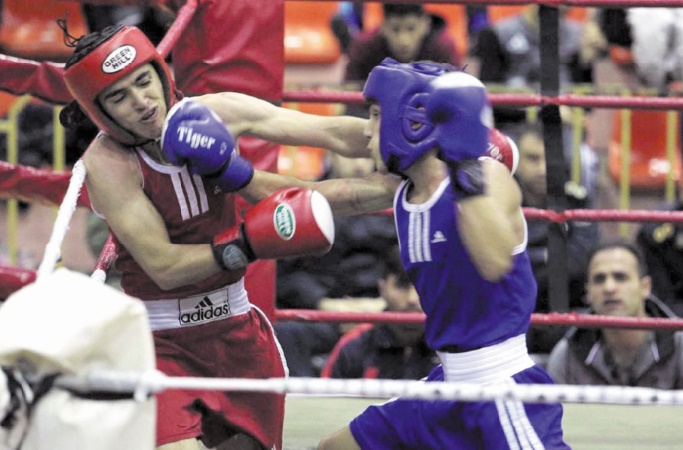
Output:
(153, 307), (286, 449)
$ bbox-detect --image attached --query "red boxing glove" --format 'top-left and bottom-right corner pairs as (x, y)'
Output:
(212, 188), (335, 271)
(449, 127), (520, 202)
(485, 128), (519, 175)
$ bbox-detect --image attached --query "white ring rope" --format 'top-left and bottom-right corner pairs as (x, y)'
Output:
(35, 159), (87, 281)
(52, 370), (683, 406)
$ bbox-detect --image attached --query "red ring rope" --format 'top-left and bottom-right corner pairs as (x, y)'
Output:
(0, 160), (89, 207)
(275, 309), (683, 331)
(283, 90), (683, 110)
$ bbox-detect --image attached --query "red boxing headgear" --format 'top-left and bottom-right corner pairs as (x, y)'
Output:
(63, 26), (178, 146)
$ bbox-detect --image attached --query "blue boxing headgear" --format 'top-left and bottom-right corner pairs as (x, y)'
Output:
(363, 58), (455, 174)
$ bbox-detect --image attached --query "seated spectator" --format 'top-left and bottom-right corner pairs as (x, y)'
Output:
(330, 2), (365, 53)
(596, 8), (633, 65)
(509, 120), (599, 202)
(547, 240), (683, 388)
(274, 154), (397, 377)
(475, 5), (597, 88)
(474, 6), (603, 192)
(474, 5), (599, 125)
(509, 122), (600, 354)
(636, 187), (683, 317)
(81, 4), (173, 46)
(626, 8), (683, 92)
(342, 3), (461, 117)
(321, 245), (437, 379)
(466, 5), (489, 51)
(344, 3), (460, 83)
(597, 8), (683, 92)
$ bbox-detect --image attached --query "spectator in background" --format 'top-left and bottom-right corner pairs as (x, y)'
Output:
(321, 245), (437, 380)
(334, 3), (487, 59)
(626, 8), (683, 92)
(510, 122), (600, 354)
(597, 8), (683, 92)
(636, 182), (683, 317)
(274, 153), (398, 377)
(345, 3), (460, 82)
(342, 3), (461, 117)
(475, 5), (596, 88)
(466, 5), (489, 54)
(331, 2), (365, 53)
(81, 4), (173, 46)
(596, 8), (633, 66)
(595, 8), (683, 94)
(547, 240), (683, 388)
(474, 5), (601, 125)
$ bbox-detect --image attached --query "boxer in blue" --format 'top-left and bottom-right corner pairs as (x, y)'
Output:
(317, 58), (570, 449)
(156, 49), (560, 448)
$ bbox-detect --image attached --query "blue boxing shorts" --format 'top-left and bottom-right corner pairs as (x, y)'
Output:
(350, 364), (570, 449)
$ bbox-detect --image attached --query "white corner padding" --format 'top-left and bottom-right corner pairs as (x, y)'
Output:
(0, 269), (155, 450)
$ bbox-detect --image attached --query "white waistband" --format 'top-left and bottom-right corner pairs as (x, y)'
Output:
(145, 280), (250, 331)
(437, 334), (535, 385)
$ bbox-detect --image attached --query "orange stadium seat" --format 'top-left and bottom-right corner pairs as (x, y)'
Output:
(363, 3), (468, 60)
(487, 5), (529, 23)
(487, 5), (589, 24)
(278, 102), (341, 180)
(0, 91), (20, 118)
(284, 1), (341, 64)
(0, 0), (89, 62)
(608, 110), (682, 190)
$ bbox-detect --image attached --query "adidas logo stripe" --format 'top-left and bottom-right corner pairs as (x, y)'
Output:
(195, 297), (215, 309)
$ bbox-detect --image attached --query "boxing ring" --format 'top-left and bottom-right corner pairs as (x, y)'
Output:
(0, 0), (682, 449)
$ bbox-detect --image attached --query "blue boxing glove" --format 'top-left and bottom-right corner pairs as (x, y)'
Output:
(424, 72), (493, 200)
(161, 98), (254, 192)
(425, 71), (493, 164)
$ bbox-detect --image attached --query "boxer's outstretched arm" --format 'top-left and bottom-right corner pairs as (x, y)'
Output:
(240, 170), (398, 217)
(196, 92), (372, 159)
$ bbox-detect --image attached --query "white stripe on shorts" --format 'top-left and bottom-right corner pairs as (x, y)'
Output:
(495, 379), (544, 449)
